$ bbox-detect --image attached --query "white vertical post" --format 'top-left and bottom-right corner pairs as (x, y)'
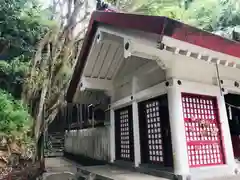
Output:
(132, 76), (141, 167)
(110, 109), (116, 163)
(167, 85), (190, 176)
(92, 106), (95, 128)
(132, 101), (141, 167)
(217, 95), (236, 169)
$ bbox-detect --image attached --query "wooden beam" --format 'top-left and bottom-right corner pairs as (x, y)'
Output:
(114, 61), (160, 87)
(80, 76), (113, 91)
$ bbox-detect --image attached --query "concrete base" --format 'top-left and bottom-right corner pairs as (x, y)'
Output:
(44, 157), (240, 180)
(77, 165), (169, 180)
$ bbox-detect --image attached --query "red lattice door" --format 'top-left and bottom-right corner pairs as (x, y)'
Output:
(182, 93), (225, 167)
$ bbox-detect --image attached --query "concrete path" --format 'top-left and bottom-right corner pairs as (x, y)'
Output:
(204, 175), (240, 180)
(78, 165), (168, 180)
(45, 157), (78, 173)
(42, 172), (75, 180)
(44, 157), (240, 180)
(43, 158), (78, 180)
(44, 157), (168, 180)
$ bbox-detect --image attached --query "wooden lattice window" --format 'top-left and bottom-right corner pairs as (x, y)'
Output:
(145, 101), (164, 163)
(115, 106), (134, 161)
(120, 109), (131, 159)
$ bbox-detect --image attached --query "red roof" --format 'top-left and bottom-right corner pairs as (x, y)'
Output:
(66, 11), (240, 101)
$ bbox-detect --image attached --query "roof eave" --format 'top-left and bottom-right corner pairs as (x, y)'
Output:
(66, 11), (240, 102)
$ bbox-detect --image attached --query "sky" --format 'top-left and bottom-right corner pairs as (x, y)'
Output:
(37, 0), (97, 36)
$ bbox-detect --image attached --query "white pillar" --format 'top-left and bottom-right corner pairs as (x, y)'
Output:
(167, 85), (190, 176)
(110, 109), (116, 162)
(132, 101), (141, 167)
(217, 95), (236, 169)
(132, 76), (141, 167)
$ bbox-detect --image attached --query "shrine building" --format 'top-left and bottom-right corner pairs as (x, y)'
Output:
(66, 11), (240, 180)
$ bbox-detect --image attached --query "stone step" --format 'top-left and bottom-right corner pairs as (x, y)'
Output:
(43, 172), (75, 180)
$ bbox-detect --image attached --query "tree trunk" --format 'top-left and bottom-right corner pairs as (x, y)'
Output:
(34, 80), (48, 141)
(37, 134), (45, 171)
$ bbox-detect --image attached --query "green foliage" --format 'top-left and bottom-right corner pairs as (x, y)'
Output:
(0, 0), (55, 99)
(112, 0), (240, 40)
(0, 0), (52, 58)
(106, 0), (190, 18)
(0, 89), (32, 140)
(184, 0), (240, 32)
(135, 0), (185, 20)
(108, 0), (240, 40)
(0, 56), (29, 98)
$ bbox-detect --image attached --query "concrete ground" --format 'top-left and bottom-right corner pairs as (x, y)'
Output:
(77, 165), (169, 180)
(45, 157), (78, 173)
(44, 157), (168, 180)
(43, 158), (78, 180)
(44, 157), (240, 180)
(204, 175), (240, 180)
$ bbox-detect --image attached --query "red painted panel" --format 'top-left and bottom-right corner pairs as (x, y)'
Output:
(182, 93), (225, 167)
(231, 135), (240, 158)
(170, 24), (240, 59)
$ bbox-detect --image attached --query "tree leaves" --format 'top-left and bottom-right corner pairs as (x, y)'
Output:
(184, 0), (240, 37)
(22, 0), (93, 143)
(0, 90), (32, 139)
(0, 0), (51, 59)
(0, 56), (29, 98)
(109, 0), (240, 40)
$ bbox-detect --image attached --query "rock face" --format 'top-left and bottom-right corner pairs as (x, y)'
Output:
(0, 161), (42, 180)
(0, 137), (35, 179)
(0, 145), (11, 168)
